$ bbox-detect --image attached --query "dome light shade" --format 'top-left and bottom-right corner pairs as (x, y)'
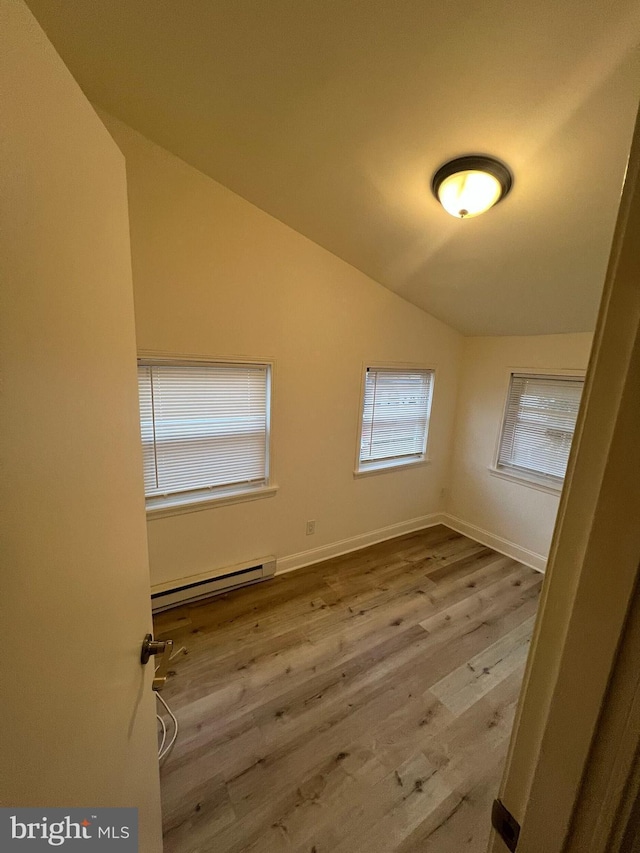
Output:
(432, 155), (513, 219)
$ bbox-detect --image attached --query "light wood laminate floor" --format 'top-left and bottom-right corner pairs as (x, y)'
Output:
(154, 525), (542, 853)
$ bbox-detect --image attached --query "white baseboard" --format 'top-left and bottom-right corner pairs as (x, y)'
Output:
(440, 513), (547, 573)
(276, 511), (547, 577)
(276, 513), (446, 576)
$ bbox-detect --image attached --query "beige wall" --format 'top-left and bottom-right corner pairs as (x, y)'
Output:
(101, 113), (464, 588)
(447, 333), (593, 568)
(100, 113), (595, 585)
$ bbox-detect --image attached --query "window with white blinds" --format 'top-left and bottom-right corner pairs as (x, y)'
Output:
(137, 361), (270, 508)
(358, 367), (434, 471)
(496, 373), (583, 486)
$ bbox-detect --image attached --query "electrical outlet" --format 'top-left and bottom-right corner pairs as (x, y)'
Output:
(306, 520), (316, 535)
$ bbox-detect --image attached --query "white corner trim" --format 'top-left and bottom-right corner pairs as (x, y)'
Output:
(441, 513), (547, 573)
(276, 513), (446, 576)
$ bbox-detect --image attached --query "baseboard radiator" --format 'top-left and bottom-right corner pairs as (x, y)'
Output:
(151, 556), (277, 613)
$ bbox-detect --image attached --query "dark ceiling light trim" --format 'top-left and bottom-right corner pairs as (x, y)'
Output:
(431, 154), (513, 218)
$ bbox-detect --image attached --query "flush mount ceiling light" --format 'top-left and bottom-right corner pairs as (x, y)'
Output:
(431, 155), (513, 219)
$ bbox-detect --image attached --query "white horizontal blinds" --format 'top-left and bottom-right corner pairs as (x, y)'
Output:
(498, 374), (583, 481)
(137, 366), (158, 490)
(137, 363), (268, 498)
(360, 368), (433, 464)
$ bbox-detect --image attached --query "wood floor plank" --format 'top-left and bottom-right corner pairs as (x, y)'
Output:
(155, 526), (543, 853)
(430, 616), (535, 715)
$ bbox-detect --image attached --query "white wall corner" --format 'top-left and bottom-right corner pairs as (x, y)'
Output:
(441, 513), (547, 573)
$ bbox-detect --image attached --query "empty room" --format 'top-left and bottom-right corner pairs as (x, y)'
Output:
(3, 1), (640, 852)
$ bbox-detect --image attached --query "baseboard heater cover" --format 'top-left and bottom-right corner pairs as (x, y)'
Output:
(151, 556), (277, 613)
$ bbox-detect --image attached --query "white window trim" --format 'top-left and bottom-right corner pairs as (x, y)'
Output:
(353, 457), (431, 478)
(492, 366), (586, 492)
(488, 465), (563, 495)
(137, 351), (276, 517)
(146, 484), (279, 519)
(353, 361), (436, 478)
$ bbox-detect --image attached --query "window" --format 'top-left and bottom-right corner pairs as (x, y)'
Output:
(496, 373), (584, 488)
(357, 366), (434, 474)
(137, 360), (271, 512)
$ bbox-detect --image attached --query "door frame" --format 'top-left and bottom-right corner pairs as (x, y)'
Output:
(489, 105), (640, 852)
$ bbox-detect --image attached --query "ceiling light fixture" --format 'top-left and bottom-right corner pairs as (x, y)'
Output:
(431, 155), (513, 219)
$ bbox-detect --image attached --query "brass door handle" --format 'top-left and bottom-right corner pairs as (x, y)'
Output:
(141, 633), (167, 664)
(141, 633), (174, 691)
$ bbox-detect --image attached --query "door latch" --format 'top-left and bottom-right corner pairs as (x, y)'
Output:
(141, 633), (166, 664)
(141, 633), (174, 690)
(492, 799), (520, 852)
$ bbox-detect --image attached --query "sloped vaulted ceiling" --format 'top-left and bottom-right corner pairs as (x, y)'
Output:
(27, 0), (640, 334)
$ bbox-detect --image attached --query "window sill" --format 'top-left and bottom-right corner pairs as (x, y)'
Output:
(488, 466), (562, 495)
(146, 484), (279, 519)
(354, 457), (431, 479)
